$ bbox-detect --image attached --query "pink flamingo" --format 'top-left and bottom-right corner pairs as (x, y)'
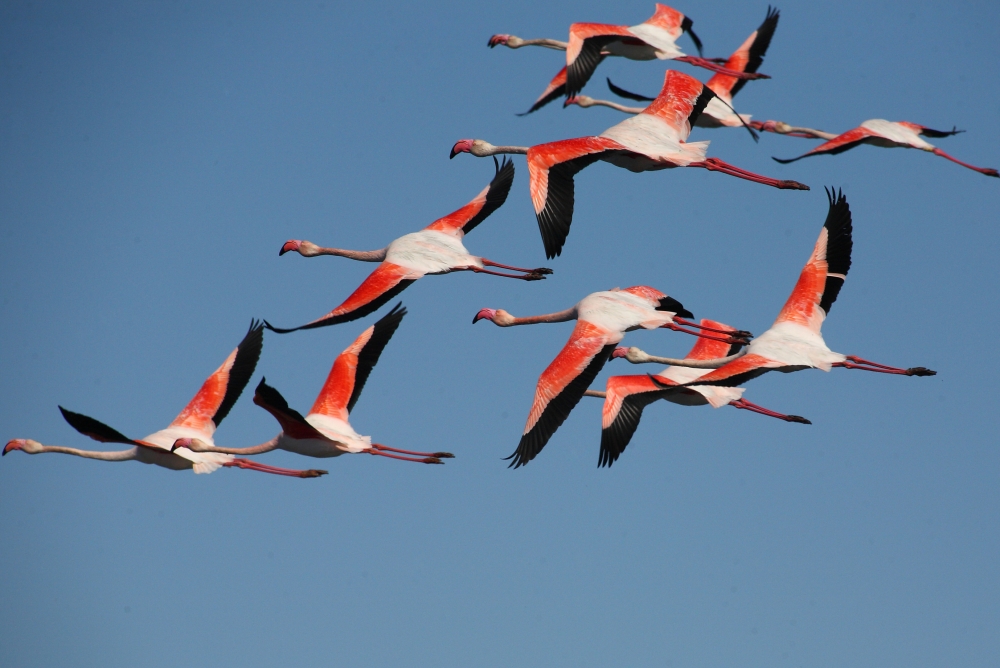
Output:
(451, 69), (808, 258)
(572, 6), (780, 132)
(176, 305), (453, 465)
(473, 286), (751, 468)
(266, 158), (551, 333)
(490, 4), (767, 112)
(4, 322), (327, 478)
(772, 120), (999, 176)
(584, 316), (809, 468)
(659, 189), (936, 405)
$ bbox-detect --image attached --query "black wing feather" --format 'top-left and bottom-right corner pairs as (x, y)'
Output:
(687, 85), (717, 129)
(253, 378), (309, 425)
(346, 303), (406, 414)
(819, 187), (852, 315)
(211, 320), (264, 428)
(656, 296), (694, 319)
(518, 84), (567, 116)
(606, 78), (656, 102)
(59, 406), (138, 445)
(773, 138), (868, 164)
(507, 344), (616, 468)
(919, 126), (963, 138)
(598, 390), (668, 468)
(462, 157), (515, 235)
(264, 279), (416, 333)
(536, 152), (608, 259)
(730, 6), (780, 98)
(565, 37), (613, 97)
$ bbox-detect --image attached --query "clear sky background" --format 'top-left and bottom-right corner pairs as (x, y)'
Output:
(2, 1), (998, 666)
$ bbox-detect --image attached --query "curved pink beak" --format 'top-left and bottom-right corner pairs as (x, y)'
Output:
(611, 347), (629, 359)
(279, 240), (301, 256)
(487, 34), (510, 48)
(450, 139), (474, 159)
(472, 308), (496, 324)
(3, 440), (23, 456)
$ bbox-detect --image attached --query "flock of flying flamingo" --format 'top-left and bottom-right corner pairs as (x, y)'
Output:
(7, 4), (993, 478)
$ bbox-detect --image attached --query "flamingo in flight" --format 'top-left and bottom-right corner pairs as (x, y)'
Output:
(3, 322), (327, 478)
(489, 4), (767, 113)
(265, 158), (550, 334)
(472, 286), (752, 468)
(451, 69), (808, 259)
(570, 6), (780, 133)
(583, 317), (810, 469)
(176, 305), (452, 465)
(771, 120), (999, 176)
(655, 189), (936, 406)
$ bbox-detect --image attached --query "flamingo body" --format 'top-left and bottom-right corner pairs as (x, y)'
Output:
(489, 286), (694, 467)
(266, 158), (550, 333)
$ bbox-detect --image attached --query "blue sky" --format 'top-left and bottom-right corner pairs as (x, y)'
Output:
(1, 1), (998, 666)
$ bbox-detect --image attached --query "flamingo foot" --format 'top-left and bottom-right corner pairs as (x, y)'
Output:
(663, 322), (748, 346)
(690, 158), (809, 190)
(674, 56), (770, 80)
(674, 316), (753, 340)
(227, 458), (328, 478)
(729, 398), (811, 424)
(932, 148), (999, 177)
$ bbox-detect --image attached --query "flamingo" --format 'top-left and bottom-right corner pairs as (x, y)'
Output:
(3, 322), (327, 478)
(175, 305), (453, 465)
(472, 286), (752, 468)
(451, 69), (808, 259)
(265, 158), (551, 334)
(583, 317), (810, 468)
(655, 189), (935, 409)
(489, 3), (767, 112)
(570, 6), (780, 132)
(773, 120), (1000, 177)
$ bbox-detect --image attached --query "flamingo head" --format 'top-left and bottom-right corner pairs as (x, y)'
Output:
(279, 240), (302, 256)
(487, 34), (510, 48)
(611, 347), (630, 360)
(4, 439), (41, 455)
(472, 308), (497, 324)
(450, 139), (477, 159)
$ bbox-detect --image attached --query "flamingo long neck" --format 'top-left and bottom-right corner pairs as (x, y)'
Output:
(32, 444), (138, 461)
(581, 98), (645, 114)
(503, 307), (577, 326)
(474, 144), (529, 157)
(621, 347), (747, 368)
(508, 36), (568, 50)
(301, 244), (387, 261)
(189, 437), (280, 456)
(759, 121), (837, 140)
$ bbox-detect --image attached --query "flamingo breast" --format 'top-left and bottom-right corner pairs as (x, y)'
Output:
(860, 119), (932, 149)
(601, 114), (708, 165)
(142, 426), (232, 473)
(385, 231), (478, 274)
(748, 322), (845, 371)
(305, 413), (371, 454)
(577, 291), (672, 333)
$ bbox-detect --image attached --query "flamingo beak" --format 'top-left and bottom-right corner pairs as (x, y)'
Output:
(611, 347), (629, 359)
(279, 240), (301, 256)
(3, 440), (23, 456)
(450, 139), (474, 159)
(472, 308), (496, 324)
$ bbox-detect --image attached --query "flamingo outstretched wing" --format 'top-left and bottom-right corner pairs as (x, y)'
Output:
(169, 320), (264, 435)
(518, 67), (568, 115)
(59, 406), (142, 445)
(565, 23), (624, 97)
(639, 69), (717, 140)
(599, 320), (738, 467)
(424, 158), (515, 236)
(706, 6), (779, 100)
(508, 321), (618, 468)
(252, 379), (326, 441)
(773, 126), (876, 163)
(774, 188), (853, 331)
(527, 136), (624, 258)
(265, 262), (420, 333)
(308, 304), (406, 422)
